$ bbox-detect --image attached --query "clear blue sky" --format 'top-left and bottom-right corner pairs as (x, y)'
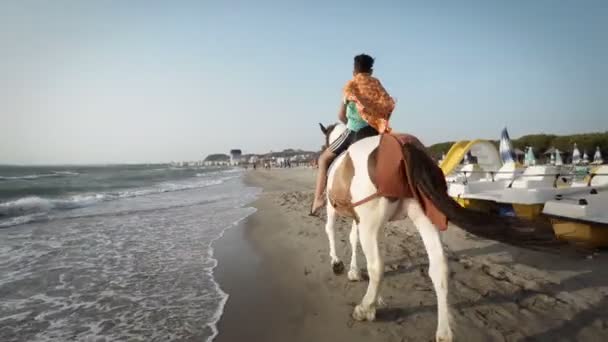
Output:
(1, 0), (606, 164)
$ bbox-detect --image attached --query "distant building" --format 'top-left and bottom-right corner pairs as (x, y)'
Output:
(203, 153), (230, 166)
(203, 148), (317, 168)
(230, 149), (242, 166)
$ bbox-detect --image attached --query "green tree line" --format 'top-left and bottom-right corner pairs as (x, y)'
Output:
(427, 131), (608, 158)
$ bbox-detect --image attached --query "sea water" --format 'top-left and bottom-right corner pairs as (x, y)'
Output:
(0, 165), (260, 341)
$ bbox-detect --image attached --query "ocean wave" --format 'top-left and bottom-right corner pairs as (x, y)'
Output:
(0, 171), (80, 181)
(0, 213), (47, 228)
(0, 174), (240, 228)
(52, 171), (80, 176)
(0, 195), (103, 220)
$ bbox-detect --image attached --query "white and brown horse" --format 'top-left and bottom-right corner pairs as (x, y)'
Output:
(318, 122), (559, 342)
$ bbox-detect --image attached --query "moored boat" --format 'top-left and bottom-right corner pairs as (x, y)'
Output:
(542, 166), (608, 247)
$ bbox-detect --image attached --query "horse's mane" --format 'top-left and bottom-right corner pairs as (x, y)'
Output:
(324, 123), (348, 148)
(323, 124), (337, 148)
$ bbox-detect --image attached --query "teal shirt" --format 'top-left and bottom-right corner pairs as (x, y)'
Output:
(345, 100), (368, 132)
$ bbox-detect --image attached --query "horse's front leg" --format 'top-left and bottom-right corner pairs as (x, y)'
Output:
(325, 204), (344, 274)
(352, 212), (384, 321)
(348, 220), (362, 281)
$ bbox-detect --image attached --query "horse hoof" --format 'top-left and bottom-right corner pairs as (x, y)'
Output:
(348, 269), (362, 281)
(332, 261), (345, 275)
(352, 304), (375, 321)
(436, 334), (453, 342)
(436, 328), (453, 342)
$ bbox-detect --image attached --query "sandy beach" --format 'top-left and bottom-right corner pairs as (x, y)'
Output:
(215, 168), (608, 342)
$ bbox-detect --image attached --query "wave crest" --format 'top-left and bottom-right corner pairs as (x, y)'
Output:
(0, 171), (80, 181)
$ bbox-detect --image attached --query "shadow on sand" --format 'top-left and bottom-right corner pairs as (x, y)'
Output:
(371, 243), (608, 340)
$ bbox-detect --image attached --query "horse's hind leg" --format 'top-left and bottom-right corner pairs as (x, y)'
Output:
(406, 199), (453, 342)
(325, 204), (344, 274)
(348, 221), (362, 281)
(352, 202), (387, 321)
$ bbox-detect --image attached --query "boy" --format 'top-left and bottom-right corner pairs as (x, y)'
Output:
(310, 54), (395, 215)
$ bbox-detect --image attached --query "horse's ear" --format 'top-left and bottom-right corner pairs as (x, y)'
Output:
(319, 123), (327, 134)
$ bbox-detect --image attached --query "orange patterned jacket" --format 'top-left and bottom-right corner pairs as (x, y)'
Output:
(343, 73), (395, 133)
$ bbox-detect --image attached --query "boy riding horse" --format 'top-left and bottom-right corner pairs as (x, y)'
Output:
(310, 54), (395, 215)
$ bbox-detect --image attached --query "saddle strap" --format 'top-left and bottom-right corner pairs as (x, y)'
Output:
(352, 192), (380, 207)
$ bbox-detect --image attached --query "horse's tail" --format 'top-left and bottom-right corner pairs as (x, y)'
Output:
(402, 143), (564, 251)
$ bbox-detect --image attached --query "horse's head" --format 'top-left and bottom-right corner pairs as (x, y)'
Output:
(319, 122), (347, 149)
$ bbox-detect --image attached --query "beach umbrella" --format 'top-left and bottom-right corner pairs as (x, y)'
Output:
(524, 146), (536, 166)
(499, 127), (515, 164)
(593, 146), (604, 165)
(582, 150), (589, 164)
(555, 149), (563, 166)
(572, 143), (581, 165)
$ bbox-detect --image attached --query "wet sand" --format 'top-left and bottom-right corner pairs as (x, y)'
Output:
(215, 168), (608, 342)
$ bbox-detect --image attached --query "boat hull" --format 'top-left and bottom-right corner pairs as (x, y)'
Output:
(453, 197), (546, 220)
(454, 197), (496, 212)
(549, 219), (608, 247)
(512, 204), (544, 220)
